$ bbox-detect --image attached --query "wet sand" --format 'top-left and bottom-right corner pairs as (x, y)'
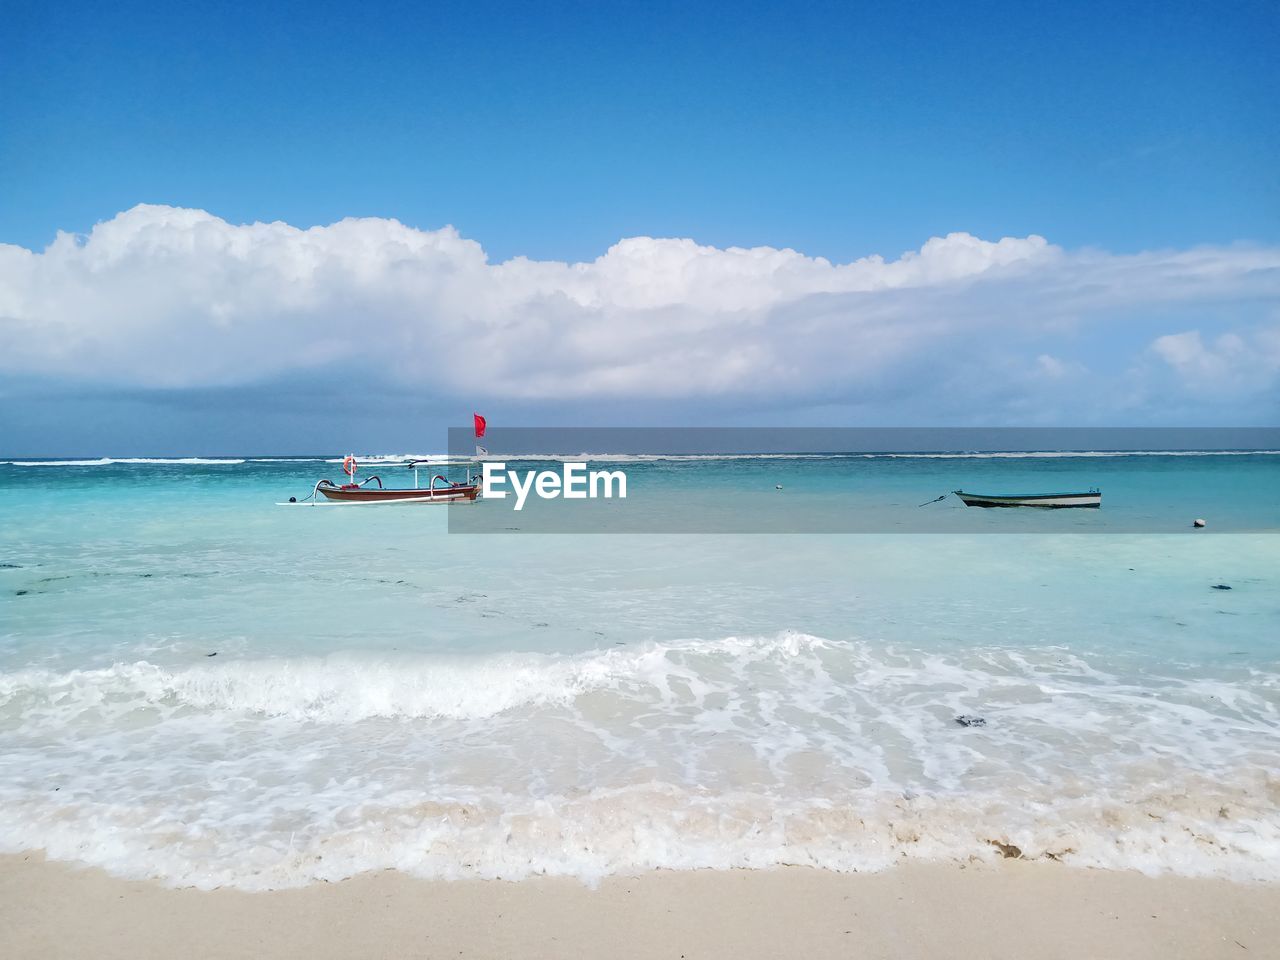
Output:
(2, 853), (1276, 959)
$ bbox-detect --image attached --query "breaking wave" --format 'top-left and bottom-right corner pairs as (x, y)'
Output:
(3, 457), (247, 466)
(4, 451), (1276, 468)
(1, 633), (1277, 888)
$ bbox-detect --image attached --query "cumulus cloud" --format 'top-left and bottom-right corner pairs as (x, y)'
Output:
(0, 204), (1278, 422)
(1150, 327), (1280, 395)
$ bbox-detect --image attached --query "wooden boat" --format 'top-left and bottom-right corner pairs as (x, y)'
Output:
(953, 489), (1101, 509)
(314, 476), (480, 503)
(294, 457), (480, 505)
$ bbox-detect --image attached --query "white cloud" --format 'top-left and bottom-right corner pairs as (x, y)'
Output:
(1, 204), (1277, 421)
(1150, 327), (1280, 395)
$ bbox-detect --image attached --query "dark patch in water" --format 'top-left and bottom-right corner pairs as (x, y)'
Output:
(1212, 584), (1232, 590)
(0, 563), (20, 569)
(39, 571), (210, 584)
(988, 840), (1022, 859)
(206, 652), (218, 657)
(15, 589), (29, 596)
(954, 715), (986, 728)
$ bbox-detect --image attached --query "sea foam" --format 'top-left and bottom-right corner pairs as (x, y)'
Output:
(1, 633), (1277, 889)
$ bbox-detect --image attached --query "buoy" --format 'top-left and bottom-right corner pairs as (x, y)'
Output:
(1193, 518), (1206, 528)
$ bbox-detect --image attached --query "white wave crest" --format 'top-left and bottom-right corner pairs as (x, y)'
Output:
(0, 633), (831, 725)
(3, 457), (246, 466)
(5, 450), (1275, 468)
(2, 634), (1278, 889)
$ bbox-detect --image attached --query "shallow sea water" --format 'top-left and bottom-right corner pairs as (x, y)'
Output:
(0, 454), (1276, 887)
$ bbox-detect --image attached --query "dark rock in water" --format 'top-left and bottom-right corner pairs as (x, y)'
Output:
(988, 839), (1022, 859)
(954, 714), (986, 727)
(1212, 584), (1232, 590)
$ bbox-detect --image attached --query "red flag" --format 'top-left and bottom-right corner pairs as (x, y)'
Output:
(473, 413), (487, 438)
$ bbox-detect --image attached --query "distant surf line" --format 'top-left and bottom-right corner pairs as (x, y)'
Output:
(2, 450), (1278, 467)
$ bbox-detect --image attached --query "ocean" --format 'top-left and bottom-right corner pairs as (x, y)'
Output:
(0, 452), (1277, 888)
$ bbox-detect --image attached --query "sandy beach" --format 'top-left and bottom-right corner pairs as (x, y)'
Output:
(2, 854), (1276, 960)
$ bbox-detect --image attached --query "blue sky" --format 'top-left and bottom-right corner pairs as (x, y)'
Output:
(1, 1), (1277, 453)
(4, 0), (1276, 260)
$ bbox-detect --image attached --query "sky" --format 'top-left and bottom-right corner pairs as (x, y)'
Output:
(1, 0), (1277, 453)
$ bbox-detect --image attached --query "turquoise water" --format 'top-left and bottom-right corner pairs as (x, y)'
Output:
(456, 450), (1280, 532)
(0, 453), (1277, 888)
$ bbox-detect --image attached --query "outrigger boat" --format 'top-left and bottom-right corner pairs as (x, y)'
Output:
(291, 457), (481, 505)
(285, 414), (489, 506)
(953, 489), (1101, 509)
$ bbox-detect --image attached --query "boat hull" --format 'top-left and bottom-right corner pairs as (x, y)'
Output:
(317, 484), (480, 504)
(954, 490), (1101, 509)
